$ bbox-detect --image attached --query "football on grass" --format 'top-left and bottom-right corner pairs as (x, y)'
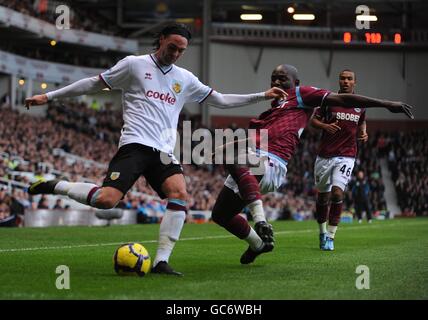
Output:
(113, 243), (151, 276)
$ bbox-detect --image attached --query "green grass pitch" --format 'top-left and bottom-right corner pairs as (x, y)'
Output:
(0, 218), (427, 299)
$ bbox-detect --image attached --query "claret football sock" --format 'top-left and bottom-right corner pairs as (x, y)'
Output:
(217, 214), (251, 239)
(329, 200), (343, 226)
(316, 201), (329, 226)
(316, 201), (329, 248)
(327, 200), (342, 239)
(230, 167), (262, 205)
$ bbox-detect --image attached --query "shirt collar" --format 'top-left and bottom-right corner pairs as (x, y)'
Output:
(150, 54), (173, 75)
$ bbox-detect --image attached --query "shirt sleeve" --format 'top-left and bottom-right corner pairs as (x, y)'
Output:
(99, 56), (132, 90)
(205, 91), (265, 108)
(185, 72), (213, 104)
(298, 86), (331, 108)
(313, 107), (323, 119)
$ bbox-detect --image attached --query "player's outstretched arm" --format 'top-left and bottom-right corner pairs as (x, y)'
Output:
(324, 93), (414, 119)
(206, 87), (287, 108)
(24, 93), (49, 109)
(25, 76), (105, 109)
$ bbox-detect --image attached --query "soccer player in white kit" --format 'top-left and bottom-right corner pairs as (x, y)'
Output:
(312, 70), (368, 251)
(25, 23), (287, 275)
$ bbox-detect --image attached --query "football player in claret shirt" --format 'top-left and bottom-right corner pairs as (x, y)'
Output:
(311, 69), (368, 251)
(24, 23), (287, 276)
(211, 64), (413, 264)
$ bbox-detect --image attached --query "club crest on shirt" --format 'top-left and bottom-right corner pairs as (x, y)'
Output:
(110, 172), (120, 180)
(354, 108), (361, 112)
(172, 81), (182, 94)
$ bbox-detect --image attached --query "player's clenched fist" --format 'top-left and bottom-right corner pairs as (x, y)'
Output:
(24, 94), (48, 109)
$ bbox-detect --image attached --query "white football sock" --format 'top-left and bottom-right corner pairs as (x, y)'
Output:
(244, 227), (264, 251)
(53, 181), (72, 195)
(327, 225), (338, 239)
(247, 199), (266, 223)
(319, 222), (327, 234)
(154, 210), (186, 267)
(55, 182), (100, 206)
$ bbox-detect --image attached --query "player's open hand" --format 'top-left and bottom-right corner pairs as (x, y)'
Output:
(322, 121), (341, 135)
(265, 87), (288, 100)
(386, 102), (414, 119)
(358, 131), (369, 143)
(24, 94), (48, 110)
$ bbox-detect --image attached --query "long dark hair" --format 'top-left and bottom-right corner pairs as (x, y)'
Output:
(152, 22), (192, 50)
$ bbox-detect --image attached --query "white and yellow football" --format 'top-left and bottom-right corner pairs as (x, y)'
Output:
(113, 243), (151, 277)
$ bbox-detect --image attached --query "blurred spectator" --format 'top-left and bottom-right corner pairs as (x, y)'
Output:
(0, 201), (16, 227)
(351, 170), (372, 223)
(0, 188), (21, 227)
(38, 196), (50, 209)
(53, 198), (64, 209)
(90, 99), (101, 112)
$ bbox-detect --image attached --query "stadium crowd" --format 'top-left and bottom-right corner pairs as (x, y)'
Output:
(0, 0), (120, 36)
(3, 45), (118, 69)
(1, 100), (427, 227)
(0, 1), (124, 69)
(386, 131), (428, 216)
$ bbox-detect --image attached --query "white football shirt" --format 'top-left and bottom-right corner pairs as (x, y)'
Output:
(100, 54), (212, 153)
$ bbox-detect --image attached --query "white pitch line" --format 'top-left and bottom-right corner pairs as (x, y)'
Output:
(0, 221), (425, 253)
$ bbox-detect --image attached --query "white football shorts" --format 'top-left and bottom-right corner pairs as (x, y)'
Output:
(224, 149), (288, 195)
(314, 156), (355, 193)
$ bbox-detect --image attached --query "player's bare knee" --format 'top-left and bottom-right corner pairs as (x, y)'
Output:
(167, 189), (188, 202)
(95, 188), (121, 209)
(95, 197), (117, 209)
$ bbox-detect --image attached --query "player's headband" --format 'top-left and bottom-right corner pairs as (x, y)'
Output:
(161, 24), (192, 41)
